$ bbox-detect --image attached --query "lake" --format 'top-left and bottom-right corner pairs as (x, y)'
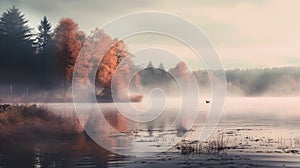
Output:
(1, 97), (300, 167)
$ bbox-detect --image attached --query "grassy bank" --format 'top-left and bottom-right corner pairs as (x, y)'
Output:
(0, 104), (83, 143)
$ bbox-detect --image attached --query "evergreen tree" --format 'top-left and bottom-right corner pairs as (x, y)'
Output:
(147, 61), (153, 68)
(0, 6), (34, 56)
(37, 16), (52, 54)
(0, 6), (35, 95)
(36, 16), (55, 90)
(159, 62), (165, 70)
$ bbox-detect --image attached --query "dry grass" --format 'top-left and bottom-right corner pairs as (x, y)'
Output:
(0, 104), (83, 143)
(177, 133), (228, 155)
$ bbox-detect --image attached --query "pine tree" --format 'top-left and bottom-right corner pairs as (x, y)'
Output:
(0, 6), (33, 56)
(37, 16), (52, 54)
(147, 61), (153, 68)
(0, 6), (35, 95)
(159, 62), (165, 70)
(36, 16), (55, 90)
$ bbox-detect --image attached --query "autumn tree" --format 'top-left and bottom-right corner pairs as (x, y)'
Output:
(96, 40), (128, 99)
(169, 61), (190, 80)
(73, 29), (114, 100)
(73, 28), (141, 101)
(169, 61), (191, 91)
(111, 55), (141, 101)
(53, 18), (85, 95)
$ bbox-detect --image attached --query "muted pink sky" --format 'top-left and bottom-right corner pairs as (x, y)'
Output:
(1, 0), (300, 69)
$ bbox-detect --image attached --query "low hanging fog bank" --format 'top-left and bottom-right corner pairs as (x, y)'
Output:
(196, 66), (300, 97)
(221, 97), (300, 122)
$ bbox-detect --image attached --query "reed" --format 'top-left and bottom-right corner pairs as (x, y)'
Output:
(177, 132), (228, 155)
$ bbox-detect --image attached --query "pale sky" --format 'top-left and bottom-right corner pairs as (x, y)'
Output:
(1, 0), (300, 69)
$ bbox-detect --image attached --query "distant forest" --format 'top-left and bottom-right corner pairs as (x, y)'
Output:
(195, 67), (300, 96)
(141, 65), (300, 97)
(0, 6), (299, 102)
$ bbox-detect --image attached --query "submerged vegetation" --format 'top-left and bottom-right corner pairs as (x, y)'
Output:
(177, 128), (300, 156)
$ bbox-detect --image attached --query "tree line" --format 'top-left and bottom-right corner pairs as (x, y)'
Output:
(225, 67), (300, 96)
(139, 61), (300, 96)
(0, 6), (140, 102)
(191, 67), (300, 96)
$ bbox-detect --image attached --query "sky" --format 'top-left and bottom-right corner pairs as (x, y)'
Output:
(1, 0), (300, 70)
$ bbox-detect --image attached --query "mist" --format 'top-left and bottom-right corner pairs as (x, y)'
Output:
(195, 67), (300, 97)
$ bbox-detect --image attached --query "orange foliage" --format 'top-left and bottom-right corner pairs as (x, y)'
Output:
(53, 18), (85, 91)
(169, 61), (191, 89)
(169, 61), (190, 81)
(73, 28), (142, 101)
(96, 40), (127, 89)
(75, 29), (114, 88)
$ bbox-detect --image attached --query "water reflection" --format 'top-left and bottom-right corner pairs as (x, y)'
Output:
(0, 133), (118, 167)
(79, 104), (194, 156)
(0, 108), (131, 167)
(0, 105), (193, 167)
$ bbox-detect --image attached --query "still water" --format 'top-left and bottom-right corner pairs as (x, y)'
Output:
(0, 97), (299, 167)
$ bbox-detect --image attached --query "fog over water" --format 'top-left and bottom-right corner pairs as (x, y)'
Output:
(45, 96), (300, 126)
